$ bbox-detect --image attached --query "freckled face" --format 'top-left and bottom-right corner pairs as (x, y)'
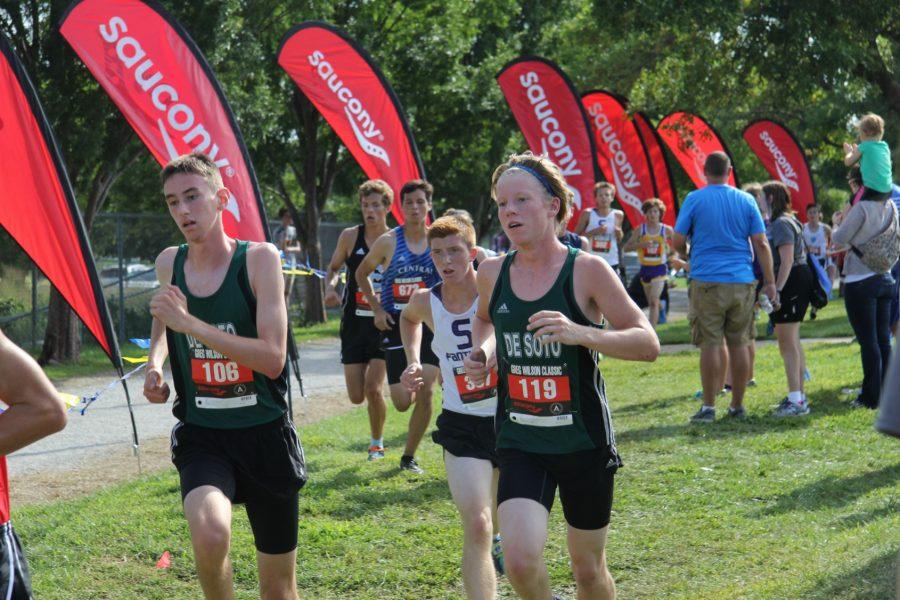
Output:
(494, 170), (559, 246)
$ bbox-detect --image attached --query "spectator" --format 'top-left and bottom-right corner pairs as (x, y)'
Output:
(889, 183), (900, 336)
(832, 175), (898, 409)
(273, 207), (303, 305)
(764, 181), (813, 417)
(843, 113), (893, 203)
(674, 152), (775, 422)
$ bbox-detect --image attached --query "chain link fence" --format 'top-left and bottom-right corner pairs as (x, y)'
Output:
(0, 214), (350, 351)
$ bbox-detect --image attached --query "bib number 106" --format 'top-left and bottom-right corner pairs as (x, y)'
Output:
(201, 361), (240, 383)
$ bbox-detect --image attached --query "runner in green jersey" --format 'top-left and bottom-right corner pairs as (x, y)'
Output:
(465, 152), (659, 600)
(144, 153), (305, 600)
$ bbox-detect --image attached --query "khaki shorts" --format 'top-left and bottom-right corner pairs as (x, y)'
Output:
(688, 281), (756, 347)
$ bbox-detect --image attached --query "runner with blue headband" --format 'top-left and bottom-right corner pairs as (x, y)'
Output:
(465, 151), (659, 600)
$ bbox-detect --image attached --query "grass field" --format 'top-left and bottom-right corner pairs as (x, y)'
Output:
(16, 342), (898, 598)
(656, 297), (854, 345)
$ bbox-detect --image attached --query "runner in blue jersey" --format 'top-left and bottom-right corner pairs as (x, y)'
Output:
(355, 180), (440, 474)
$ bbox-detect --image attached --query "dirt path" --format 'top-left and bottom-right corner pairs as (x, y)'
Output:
(9, 338), (358, 507)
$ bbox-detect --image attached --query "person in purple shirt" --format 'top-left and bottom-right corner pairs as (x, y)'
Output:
(673, 152), (777, 422)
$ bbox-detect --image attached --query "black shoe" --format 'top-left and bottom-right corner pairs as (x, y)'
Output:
(850, 397), (877, 410)
(400, 455), (424, 474)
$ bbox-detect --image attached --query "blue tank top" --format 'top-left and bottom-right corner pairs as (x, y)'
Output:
(380, 226), (438, 314)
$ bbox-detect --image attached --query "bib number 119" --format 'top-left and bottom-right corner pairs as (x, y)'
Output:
(520, 378), (557, 401)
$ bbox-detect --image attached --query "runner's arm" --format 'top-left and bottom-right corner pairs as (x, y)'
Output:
(355, 232), (394, 328)
(529, 255), (659, 361)
(400, 289), (432, 365)
(465, 258), (501, 383)
(145, 248), (176, 403)
(573, 210), (591, 235)
(0, 329), (66, 455)
(324, 227), (353, 307)
(149, 244), (287, 379)
(622, 228), (640, 252)
(614, 211), (625, 242)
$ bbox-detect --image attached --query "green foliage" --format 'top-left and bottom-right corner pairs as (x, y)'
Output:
(16, 343), (899, 598)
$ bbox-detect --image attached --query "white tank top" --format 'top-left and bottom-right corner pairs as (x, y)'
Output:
(586, 209), (619, 266)
(802, 223), (828, 260)
(429, 287), (497, 416)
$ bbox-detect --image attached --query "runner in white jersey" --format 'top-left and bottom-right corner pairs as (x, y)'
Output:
(575, 182), (625, 279)
(400, 215), (503, 599)
(803, 203), (837, 320)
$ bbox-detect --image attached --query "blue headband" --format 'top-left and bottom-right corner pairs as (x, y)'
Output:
(506, 165), (556, 198)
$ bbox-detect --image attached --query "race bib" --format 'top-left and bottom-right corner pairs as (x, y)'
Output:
(190, 358), (257, 409)
(453, 366), (497, 405)
(507, 364), (572, 427)
(355, 291), (378, 317)
(392, 277), (426, 307)
(591, 236), (612, 253)
(810, 246), (822, 256)
(644, 240), (662, 258)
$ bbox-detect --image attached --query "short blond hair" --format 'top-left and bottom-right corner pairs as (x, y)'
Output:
(858, 113), (884, 139)
(160, 152), (223, 191)
(427, 215), (476, 248)
(358, 179), (393, 206)
(594, 181), (615, 194)
(491, 152), (573, 224)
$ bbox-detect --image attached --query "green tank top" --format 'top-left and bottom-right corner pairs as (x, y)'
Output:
(167, 241), (288, 429)
(489, 246), (619, 459)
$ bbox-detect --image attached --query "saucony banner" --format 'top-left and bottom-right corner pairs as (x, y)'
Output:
(497, 56), (601, 229)
(581, 91), (669, 226)
(743, 119), (816, 220)
(0, 32), (120, 363)
(60, 0), (270, 242)
(657, 111), (739, 188)
(278, 22), (425, 225)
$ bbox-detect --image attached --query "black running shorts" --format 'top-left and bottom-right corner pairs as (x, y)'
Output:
(170, 414), (307, 554)
(383, 320), (438, 385)
(771, 264), (813, 325)
(0, 522), (32, 600)
(497, 447), (616, 530)
(432, 409), (498, 467)
(340, 316), (384, 364)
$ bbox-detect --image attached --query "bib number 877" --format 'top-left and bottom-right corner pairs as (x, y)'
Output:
(201, 361), (240, 383)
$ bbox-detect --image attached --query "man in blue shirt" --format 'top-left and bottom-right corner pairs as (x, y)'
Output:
(673, 152), (777, 422)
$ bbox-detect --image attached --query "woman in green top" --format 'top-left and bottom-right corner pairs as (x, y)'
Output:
(465, 152), (659, 600)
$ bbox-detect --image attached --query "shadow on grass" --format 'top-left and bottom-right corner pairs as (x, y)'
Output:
(757, 462), (900, 516)
(616, 385), (855, 445)
(805, 550), (897, 600)
(323, 478), (449, 520)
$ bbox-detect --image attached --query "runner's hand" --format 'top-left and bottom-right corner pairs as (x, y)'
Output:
(373, 308), (394, 331)
(464, 348), (490, 386)
(324, 288), (342, 308)
(150, 285), (192, 333)
(400, 362), (424, 392)
(526, 310), (584, 346)
(143, 367), (170, 404)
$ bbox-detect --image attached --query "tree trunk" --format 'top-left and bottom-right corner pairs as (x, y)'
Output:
(38, 288), (80, 365)
(302, 200), (326, 324)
